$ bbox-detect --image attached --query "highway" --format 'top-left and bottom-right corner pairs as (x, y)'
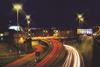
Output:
(4, 39), (84, 67)
(62, 45), (84, 67)
(34, 39), (66, 67)
(4, 41), (47, 67)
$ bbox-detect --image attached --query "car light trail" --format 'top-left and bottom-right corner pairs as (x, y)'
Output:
(62, 45), (84, 67)
(35, 39), (65, 67)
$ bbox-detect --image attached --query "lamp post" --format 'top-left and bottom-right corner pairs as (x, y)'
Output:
(13, 3), (22, 54)
(77, 14), (85, 28)
(25, 15), (33, 53)
(25, 15), (31, 36)
(13, 3), (22, 31)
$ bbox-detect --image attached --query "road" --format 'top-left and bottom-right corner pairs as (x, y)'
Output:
(35, 39), (66, 67)
(3, 39), (84, 67)
(4, 42), (45, 67)
(62, 45), (84, 67)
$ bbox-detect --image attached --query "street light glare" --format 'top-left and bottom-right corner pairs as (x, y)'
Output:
(77, 14), (83, 19)
(13, 3), (22, 11)
(77, 13), (85, 23)
(80, 18), (84, 22)
(27, 21), (30, 24)
(26, 15), (31, 20)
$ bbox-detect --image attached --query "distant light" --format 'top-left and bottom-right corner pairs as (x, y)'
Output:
(53, 33), (58, 37)
(27, 21), (30, 24)
(28, 29), (31, 32)
(13, 3), (22, 11)
(54, 30), (58, 33)
(18, 37), (25, 44)
(9, 26), (23, 31)
(93, 33), (97, 36)
(77, 14), (83, 19)
(26, 15), (31, 20)
(32, 41), (39, 46)
(43, 30), (48, 33)
(77, 29), (93, 34)
(0, 33), (3, 36)
(1, 38), (3, 40)
(77, 13), (85, 23)
(28, 33), (31, 36)
(80, 18), (84, 22)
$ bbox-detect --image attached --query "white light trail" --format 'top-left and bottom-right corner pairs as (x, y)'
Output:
(62, 45), (84, 67)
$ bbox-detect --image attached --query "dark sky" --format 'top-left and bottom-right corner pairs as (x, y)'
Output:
(0, 0), (100, 30)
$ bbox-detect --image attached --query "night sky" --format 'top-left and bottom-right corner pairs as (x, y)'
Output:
(0, 0), (100, 30)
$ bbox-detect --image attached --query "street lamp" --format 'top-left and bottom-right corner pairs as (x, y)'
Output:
(26, 15), (31, 24)
(77, 14), (85, 28)
(77, 14), (85, 23)
(13, 3), (22, 54)
(25, 15), (33, 53)
(25, 15), (31, 36)
(13, 3), (22, 31)
(77, 14), (83, 19)
(26, 15), (31, 20)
